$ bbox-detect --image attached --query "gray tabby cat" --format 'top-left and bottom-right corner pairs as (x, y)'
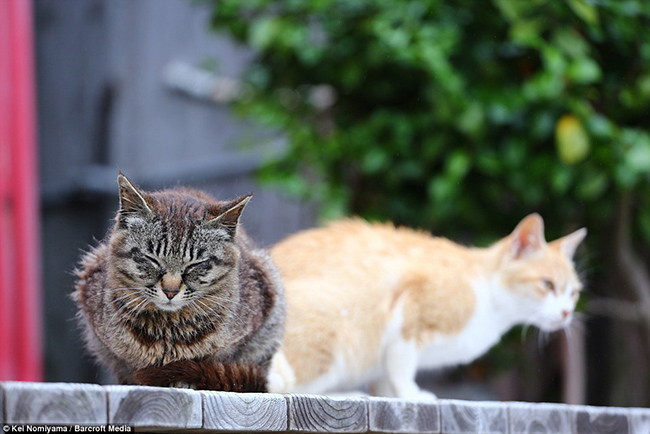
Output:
(73, 173), (285, 391)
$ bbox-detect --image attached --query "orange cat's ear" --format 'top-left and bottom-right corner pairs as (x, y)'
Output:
(117, 173), (152, 215)
(509, 213), (546, 259)
(205, 194), (252, 233)
(550, 227), (587, 258)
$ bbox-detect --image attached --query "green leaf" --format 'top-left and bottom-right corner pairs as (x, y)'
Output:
(477, 152), (502, 175)
(623, 130), (650, 175)
(566, 57), (602, 84)
(551, 167), (573, 194)
(586, 114), (618, 140)
(361, 150), (389, 174)
(510, 19), (544, 47)
(639, 74), (650, 98)
(541, 45), (567, 75)
(428, 176), (454, 203)
(523, 72), (564, 101)
(249, 17), (281, 50)
(493, 0), (522, 21)
(553, 28), (590, 58)
(567, 0), (600, 26)
(457, 103), (485, 137)
(577, 170), (608, 200)
(447, 151), (471, 180)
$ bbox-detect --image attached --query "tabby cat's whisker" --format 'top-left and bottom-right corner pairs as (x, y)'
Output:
(111, 287), (149, 291)
(112, 291), (147, 303)
(113, 298), (144, 318)
(85, 287), (144, 301)
(192, 298), (213, 314)
(203, 294), (233, 305)
(124, 295), (148, 309)
(130, 298), (150, 315)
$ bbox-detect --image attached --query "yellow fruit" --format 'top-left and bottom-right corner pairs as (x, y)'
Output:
(555, 114), (590, 164)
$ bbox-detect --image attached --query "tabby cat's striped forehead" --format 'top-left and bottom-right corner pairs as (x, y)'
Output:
(113, 185), (250, 267)
(145, 189), (224, 227)
(118, 189), (224, 238)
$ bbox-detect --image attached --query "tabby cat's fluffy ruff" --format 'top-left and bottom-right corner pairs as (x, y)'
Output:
(268, 214), (586, 399)
(73, 174), (284, 391)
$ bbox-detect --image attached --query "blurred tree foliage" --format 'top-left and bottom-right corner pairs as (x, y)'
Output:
(205, 0), (650, 404)
(205, 0), (650, 243)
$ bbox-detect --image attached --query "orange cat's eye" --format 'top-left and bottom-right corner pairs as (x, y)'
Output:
(542, 279), (555, 292)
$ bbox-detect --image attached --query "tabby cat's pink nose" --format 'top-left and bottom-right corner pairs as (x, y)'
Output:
(161, 274), (181, 300)
(163, 288), (179, 300)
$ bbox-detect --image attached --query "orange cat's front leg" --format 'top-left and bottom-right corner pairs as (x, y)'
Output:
(375, 335), (437, 401)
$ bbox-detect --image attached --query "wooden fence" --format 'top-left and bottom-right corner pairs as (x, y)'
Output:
(1, 382), (649, 433)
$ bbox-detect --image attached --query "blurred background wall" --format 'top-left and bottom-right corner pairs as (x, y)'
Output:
(34, 0), (315, 384)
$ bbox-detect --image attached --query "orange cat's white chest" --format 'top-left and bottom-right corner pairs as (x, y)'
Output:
(414, 278), (514, 369)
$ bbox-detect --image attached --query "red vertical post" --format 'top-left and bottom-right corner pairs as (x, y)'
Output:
(0, 0), (43, 381)
(0, 0), (13, 380)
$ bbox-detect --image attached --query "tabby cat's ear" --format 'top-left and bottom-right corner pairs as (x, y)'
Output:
(205, 194), (252, 234)
(550, 227), (587, 259)
(509, 213), (546, 259)
(117, 173), (152, 215)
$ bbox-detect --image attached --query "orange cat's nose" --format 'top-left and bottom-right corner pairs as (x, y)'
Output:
(161, 274), (181, 300)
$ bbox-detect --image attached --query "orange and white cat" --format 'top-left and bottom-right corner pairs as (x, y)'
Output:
(267, 214), (586, 399)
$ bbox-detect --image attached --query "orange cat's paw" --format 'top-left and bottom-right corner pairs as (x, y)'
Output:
(400, 389), (438, 402)
(268, 351), (296, 393)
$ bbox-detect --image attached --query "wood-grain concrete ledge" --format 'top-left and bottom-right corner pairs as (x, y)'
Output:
(1, 381), (649, 433)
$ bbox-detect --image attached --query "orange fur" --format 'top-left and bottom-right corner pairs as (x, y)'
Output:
(269, 215), (586, 397)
